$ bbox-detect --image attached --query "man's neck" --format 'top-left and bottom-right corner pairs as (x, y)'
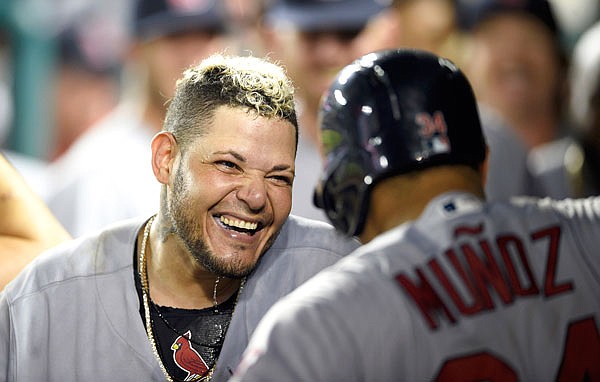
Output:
(360, 166), (485, 243)
(137, 219), (241, 309)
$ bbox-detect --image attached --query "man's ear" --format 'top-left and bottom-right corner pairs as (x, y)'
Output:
(151, 132), (178, 185)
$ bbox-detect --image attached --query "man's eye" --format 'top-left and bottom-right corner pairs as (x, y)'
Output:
(270, 175), (293, 186)
(216, 160), (239, 170)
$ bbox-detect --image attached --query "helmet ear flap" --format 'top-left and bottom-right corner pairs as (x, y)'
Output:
(314, 148), (372, 236)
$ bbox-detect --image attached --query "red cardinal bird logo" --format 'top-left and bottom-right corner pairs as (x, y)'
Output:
(171, 330), (209, 381)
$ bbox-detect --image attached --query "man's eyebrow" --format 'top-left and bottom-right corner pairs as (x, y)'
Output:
(213, 151), (294, 173)
(214, 150), (246, 162)
(272, 164), (294, 173)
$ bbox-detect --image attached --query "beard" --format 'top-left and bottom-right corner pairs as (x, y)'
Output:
(166, 166), (275, 278)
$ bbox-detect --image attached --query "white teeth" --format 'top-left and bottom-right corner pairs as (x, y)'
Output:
(220, 216), (258, 231)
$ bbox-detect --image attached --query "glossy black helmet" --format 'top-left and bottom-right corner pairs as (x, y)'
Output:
(313, 49), (486, 236)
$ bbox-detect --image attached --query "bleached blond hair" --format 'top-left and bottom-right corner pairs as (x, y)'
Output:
(163, 53), (298, 152)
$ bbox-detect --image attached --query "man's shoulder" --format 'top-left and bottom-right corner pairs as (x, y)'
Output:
(273, 215), (360, 253)
(3, 218), (145, 302)
(249, 215), (360, 284)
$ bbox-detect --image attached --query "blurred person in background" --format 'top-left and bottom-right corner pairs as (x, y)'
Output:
(0, 153), (70, 290)
(223, 0), (269, 55)
(46, 0), (239, 237)
(532, 20), (600, 198)
(356, 0), (536, 201)
(50, 25), (121, 161)
(355, 0), (467, 66)
(565, 20), (600, 196)
(0, 30), (49, 196)
(260, 0), (390, 222)
(1, 0), (129, 201)
(548, 0), (599, 49)
(458, 0), (576, 199)
(459, 0), (568, 150)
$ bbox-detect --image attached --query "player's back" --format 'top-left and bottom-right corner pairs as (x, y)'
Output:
(231, 191), (600, 382)
(373, 191), (600, 380)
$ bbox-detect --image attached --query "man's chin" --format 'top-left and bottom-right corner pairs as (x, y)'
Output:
(194, 251), (259, 279)
(200, 226), (283, 278)
(218, 266), (256, 279)
(212, 262), (258, 279)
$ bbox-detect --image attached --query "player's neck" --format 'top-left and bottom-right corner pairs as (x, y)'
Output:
(360, 166), (484, 243)
(137, 217), (241, 309)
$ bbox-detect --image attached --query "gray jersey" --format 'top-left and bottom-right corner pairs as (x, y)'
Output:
(232, 192), (600, 381)
(0, 215), (359, 381)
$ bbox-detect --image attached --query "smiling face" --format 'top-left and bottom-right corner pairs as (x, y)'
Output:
(164, 105), (296, 278)
(466, 14), (561, 122)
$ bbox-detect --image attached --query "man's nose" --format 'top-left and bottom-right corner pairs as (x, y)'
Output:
(236, 175), (268, 212)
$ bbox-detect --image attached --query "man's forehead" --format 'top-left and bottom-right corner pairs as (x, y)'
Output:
(195, 109), (295, 157)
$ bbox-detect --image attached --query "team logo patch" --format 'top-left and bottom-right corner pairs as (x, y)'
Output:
(171, 330), (209, 381)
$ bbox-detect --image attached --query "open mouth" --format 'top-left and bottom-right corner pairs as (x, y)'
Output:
(217, 215), (261, 235)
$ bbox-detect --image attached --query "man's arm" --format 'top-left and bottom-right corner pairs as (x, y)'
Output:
(0, 154), (71, 289)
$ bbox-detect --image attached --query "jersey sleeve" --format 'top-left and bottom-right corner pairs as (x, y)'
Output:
(0, 291), (11, 381)
(552, 197), (600, 282)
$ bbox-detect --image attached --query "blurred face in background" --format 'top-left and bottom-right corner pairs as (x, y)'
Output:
(266, 26), (365, 112)
(355, 0), (457, 58)
(52, 65), (118, 159)
(466, 13), (562, 123)
(139, 29), (230, 108)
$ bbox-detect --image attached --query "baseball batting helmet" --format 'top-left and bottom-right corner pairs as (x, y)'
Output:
(313, 49), (486, 236)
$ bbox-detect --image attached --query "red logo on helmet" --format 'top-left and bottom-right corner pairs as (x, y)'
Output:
(415, 111), (450, 153)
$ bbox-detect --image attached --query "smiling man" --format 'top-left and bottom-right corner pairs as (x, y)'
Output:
(0, 54), (359, 382)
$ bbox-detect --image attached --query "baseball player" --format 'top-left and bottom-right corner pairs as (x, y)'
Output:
(230, 49), (600, 381)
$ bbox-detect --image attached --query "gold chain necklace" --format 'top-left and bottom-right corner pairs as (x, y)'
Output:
(139, 215), (246, 381)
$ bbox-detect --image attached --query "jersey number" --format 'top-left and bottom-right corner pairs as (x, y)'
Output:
(435, 316), (600, 381)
